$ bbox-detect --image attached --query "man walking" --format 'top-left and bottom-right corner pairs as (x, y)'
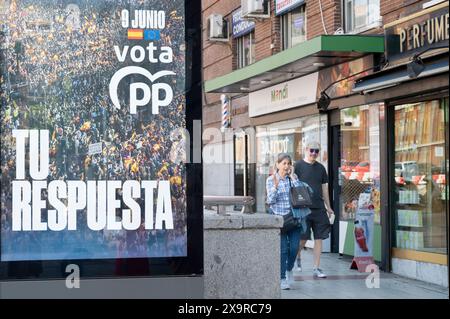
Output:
(294, 141), (334, 278)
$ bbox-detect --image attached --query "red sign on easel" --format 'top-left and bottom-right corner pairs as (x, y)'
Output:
(351, 256), (375, 272)
(350, 194), (376, 272)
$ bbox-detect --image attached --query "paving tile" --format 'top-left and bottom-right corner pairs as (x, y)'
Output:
(282, 249), (449, 299)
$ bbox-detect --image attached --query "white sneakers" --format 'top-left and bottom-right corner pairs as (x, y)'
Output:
(294, 258), (302, 272)
(281, 270), (294, 290)
(313, 268), (327, 278)
(283, 266), (327, 290)
(286, 270), (294, 283)
(280, 279), (290, 290)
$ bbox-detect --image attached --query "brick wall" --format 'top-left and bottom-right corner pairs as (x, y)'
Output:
(202, 0), (346, 128)
(271, 1), (282, 54)
(381, 0), (424, 26)
(202, 0), (239, 83)
(306, 0), (342, 39)
(255, 16), (273, 61)
(202, 0), (239, 124)
(202, 0), (439, 128)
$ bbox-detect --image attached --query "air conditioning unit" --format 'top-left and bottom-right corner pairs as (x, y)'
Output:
(242, 0), (270, 18)
(208, 14), (229, 42)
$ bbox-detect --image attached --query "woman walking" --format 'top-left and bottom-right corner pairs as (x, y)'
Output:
(266, 153), (310, 290)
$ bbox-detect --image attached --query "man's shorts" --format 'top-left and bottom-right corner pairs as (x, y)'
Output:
(300, 208), (331, 240)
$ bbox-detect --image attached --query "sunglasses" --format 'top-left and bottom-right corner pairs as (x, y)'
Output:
(309, 148), (320, 154)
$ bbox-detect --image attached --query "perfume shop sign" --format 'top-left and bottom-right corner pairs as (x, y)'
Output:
(385, 5), (449, 62)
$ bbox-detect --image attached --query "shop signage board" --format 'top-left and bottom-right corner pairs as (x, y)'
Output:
(0, 0), (201, 278)
(317, 56), (373, 100)
(249, 72), (318, 117)
(258, 135), (295, 160)
(384, 3), (449, 63)
(275, 0), (305, 16)
(232, 8), (255, 38)
(351, 193), (375, 272)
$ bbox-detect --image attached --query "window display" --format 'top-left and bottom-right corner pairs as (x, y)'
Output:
(340, 104), (381, 224)
(255, 115), (327, 212)
(393, 99), (448, 254)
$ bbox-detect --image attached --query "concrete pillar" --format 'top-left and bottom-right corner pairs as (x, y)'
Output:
(204, 210), (283, 299)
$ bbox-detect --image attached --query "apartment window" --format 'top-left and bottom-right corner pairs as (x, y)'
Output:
(344, 0), (381, 33)
(236, 31), (255, 68)
(280, 5), (306, 50)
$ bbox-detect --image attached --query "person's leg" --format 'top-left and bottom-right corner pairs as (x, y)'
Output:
(287, 227), (302, 272)
(297, 215), (312, 261)
(280, 232), (291, 289)
(294, 240), (306, 271)
(298, 240), (307, 254)
(311, 209), (330, 278)
(280, 232), (288, 280)
(313, 239), (322, 269)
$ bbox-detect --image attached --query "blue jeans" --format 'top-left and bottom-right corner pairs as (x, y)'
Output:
(280, 226), (302, 279)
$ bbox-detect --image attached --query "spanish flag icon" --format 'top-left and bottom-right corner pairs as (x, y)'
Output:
(128, 29), (144, 40)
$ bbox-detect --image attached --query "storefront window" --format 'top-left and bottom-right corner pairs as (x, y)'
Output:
(394, 99), (448, 254)
(340, 104), (381, 224)
(255, 115), (327, 212)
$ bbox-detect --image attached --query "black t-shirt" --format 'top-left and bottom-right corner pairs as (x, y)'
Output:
(294, 159), (328, 209)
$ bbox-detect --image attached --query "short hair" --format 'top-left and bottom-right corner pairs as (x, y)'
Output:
(276, 153), (292, 165)
(305, 141), (321, 150)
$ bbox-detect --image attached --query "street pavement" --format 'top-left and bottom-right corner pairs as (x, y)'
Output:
(282, 249), (449, 299)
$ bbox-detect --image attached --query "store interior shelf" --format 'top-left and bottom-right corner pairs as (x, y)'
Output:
(395, 140), (445, 152)
(396, 203), (426, 208)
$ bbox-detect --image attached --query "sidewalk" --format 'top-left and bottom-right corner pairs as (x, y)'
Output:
(283, 249), (449, 299)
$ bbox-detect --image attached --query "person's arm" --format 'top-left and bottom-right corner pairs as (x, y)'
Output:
(321, 165), (334, 215)
(289, 165), (300, 186)
(322, 183), (334, 216)
(266, 175), (279, 204)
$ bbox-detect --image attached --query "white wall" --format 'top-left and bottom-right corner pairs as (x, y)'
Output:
(392, 258), (449, 287)
(203, 141), (234, 196)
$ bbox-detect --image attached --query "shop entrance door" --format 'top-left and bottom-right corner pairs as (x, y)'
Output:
(234, 132), (256, 211)
(329, 124), (341, 253)
(234, 133), (248, 197)
(338, 104), (382, 261)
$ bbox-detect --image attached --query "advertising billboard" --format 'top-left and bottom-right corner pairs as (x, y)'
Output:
(0, 0), (202, 278)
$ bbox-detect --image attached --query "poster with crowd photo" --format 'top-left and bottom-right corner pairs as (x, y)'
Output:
(0, 0), (188, 261)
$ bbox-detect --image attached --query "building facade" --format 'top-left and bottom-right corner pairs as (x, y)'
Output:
(202, 0), (449, 287)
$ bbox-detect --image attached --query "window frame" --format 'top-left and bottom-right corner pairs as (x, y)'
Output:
(236, 31), (255, 69)
(343, 0), (382, 34)
(280, 4), (307, 50)
(390, 97), (449, 256)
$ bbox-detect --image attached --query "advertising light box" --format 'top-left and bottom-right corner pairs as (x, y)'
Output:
(0, 0), (202, 279)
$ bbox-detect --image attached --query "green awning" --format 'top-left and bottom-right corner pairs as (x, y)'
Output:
(205, 35), (385, 93)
